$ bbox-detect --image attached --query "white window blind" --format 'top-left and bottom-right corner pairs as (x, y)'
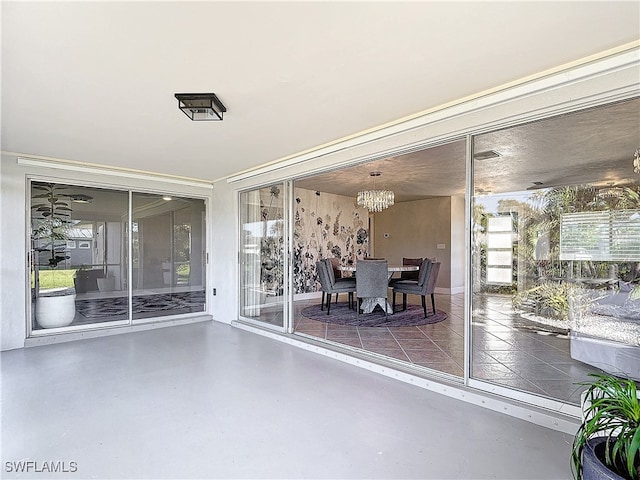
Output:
(560, 209), (640, 261)
(486, 214), (514, 285)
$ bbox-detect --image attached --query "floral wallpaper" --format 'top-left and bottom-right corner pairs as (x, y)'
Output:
(293, 188), (369, 294)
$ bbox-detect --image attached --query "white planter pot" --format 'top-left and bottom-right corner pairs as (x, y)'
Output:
(36, 288), (76, 329)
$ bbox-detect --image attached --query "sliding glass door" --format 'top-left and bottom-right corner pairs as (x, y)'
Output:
(470, 98), (640, 406)
(239, 184), (287, 328)
(30, 182), (130, 330)
(131, 193), (206, 320)
(29, 180), (206, 333)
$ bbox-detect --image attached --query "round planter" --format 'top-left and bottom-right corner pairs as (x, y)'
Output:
(36, 288), (76, 329)
(582, 437), (626, 480)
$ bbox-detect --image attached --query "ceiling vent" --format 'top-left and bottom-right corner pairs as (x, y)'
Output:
(473, 150), (501, 161)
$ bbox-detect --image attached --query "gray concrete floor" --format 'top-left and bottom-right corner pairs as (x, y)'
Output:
(2, 321), (574, 479)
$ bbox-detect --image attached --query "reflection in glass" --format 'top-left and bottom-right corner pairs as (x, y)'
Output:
(239, 185), (285, 327)
(30, 182), (129, 330)
(131, 193), (206, 320)
(30, 182), (207, 331)
(471, 99), (640, 405)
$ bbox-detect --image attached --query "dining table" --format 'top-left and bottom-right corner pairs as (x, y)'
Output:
(338, 264), (419, 314)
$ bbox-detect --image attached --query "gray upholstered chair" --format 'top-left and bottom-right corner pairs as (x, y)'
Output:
(389, 257), (423, 286)
(328, 257), (353, 283)
(356, 259), (390, 318)
(392, 260), (440, 318)
(316, 259), (355, 314)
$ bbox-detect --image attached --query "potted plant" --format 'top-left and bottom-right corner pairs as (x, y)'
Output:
(31, 182), (76, 328)
(571, 373), (640, 480)
(260, 185), (284, 299)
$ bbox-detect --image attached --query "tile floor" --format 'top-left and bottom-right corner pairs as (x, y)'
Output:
(294, 292), (597, 405)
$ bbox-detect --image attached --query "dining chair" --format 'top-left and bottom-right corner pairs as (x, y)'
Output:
(389, 257), (423, 286)
(356, 259), (390, 319)
(328, 257), (353, 283)
(392, 260), (441, 318)
(316, 259), (355, 314)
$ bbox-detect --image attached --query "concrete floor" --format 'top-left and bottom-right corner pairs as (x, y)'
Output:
(2, 321), (575, 479)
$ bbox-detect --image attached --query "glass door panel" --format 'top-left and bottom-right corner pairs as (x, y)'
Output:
(30, 182), (129, 331)
(131, 193), (206, 320)
(240, 184), (285, 328)
(470, 98), (640, 405)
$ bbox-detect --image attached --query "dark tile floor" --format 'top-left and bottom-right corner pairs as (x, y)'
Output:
(294, 292), (597, 405)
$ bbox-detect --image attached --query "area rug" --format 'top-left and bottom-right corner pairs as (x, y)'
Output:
(301, 302), (447, 327)
(75, 291), (206, 318)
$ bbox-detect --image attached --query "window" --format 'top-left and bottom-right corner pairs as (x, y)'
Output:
(560, 210), (640, 261)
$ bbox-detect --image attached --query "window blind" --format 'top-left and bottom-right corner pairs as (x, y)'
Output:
(559, 209), (640, 261)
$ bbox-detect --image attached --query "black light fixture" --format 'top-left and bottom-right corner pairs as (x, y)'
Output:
(174, 93), (227, 121)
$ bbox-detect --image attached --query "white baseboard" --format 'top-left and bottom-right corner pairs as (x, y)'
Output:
(25, 315), (212, 347)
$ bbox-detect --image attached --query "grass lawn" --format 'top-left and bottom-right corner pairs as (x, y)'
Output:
(32, 269), (77, 289)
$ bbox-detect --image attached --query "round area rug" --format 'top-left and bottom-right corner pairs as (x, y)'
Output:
(301, 302), (447, 327)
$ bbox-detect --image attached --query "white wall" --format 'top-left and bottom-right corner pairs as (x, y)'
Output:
(209, 177), (237, 324)
(0, 158), (28, 350)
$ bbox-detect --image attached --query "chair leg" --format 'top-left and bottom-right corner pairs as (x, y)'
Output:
(402, 293), (407, 311)
(392, 291), (396, 311)
(421, 295), (427, 318)
(431, 293), (436, 316)
(327, 292), (332, 315)
(321, 292), (325, 311)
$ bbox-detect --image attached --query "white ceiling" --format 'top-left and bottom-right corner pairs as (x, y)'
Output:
(2, 1), (639, 182)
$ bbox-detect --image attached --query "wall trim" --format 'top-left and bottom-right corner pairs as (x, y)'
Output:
(25, 315), (213, 348)
(16, 156), (214, 189)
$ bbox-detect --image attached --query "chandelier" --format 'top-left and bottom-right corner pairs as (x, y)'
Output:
(634, 148), (640, 174)
(357, 172), (395, 212)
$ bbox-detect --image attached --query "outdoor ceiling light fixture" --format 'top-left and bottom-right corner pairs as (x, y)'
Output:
(357, 171), (395, 213)
(175, 93), (227, 121)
